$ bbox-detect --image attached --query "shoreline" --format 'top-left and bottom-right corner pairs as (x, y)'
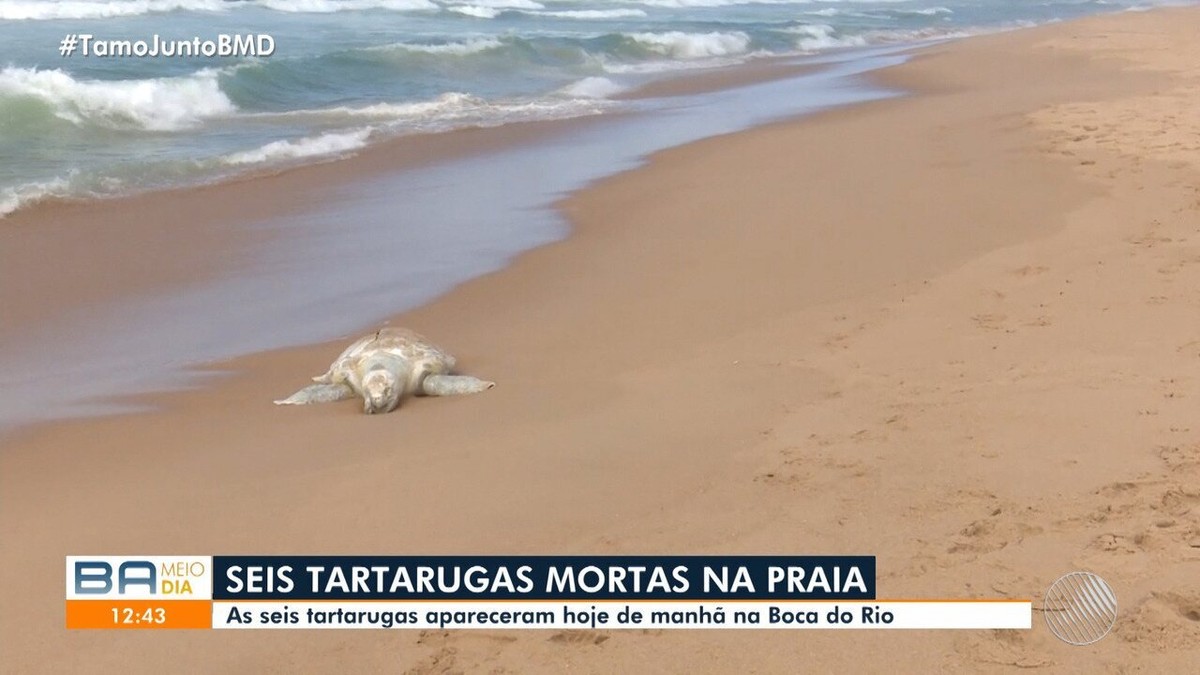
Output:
(0, 48), (853, 225)
(0, 44), (908, 434)
(4, 6), (1200, 673)
(0, 13), (1162, 436)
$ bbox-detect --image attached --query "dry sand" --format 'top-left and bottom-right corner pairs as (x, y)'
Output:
(3, 7), (1199, 673)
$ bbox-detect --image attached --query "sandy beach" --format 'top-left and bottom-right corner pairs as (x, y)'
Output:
(3, 6), (1200, 673)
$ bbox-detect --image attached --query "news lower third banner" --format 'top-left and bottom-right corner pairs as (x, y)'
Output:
(65, 556), (1030, 630)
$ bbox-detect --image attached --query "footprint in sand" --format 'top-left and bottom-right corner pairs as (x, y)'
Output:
(408, 630), (519, 675)
(947, 504), (1044, 557)
(1079, 479), (1157, 524)
(824, 332), (852, 350)
(753, 470), (806, 487)
(756, 445), (873, 490)
(548, 630), (610, 646)
(1157, 443), (1200, 470)
(1072, 440), (1200, 561)
(404, 645), (459, 675)
(1159, 487), (1200, 519)
(1125, 230), (1172, 249)
(1115, 592), (1200, 649)
(971, 313), (1008, 331)
(1012, 264), (1049, 277)
(1159, 378), (1187, 400)
(1180, 342), (1200, 359)
(951, 629), (1055, 670)
(1088, 532), (1140, 554)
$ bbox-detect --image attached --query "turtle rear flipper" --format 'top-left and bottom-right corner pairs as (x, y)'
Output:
(421, 375), (495, 397)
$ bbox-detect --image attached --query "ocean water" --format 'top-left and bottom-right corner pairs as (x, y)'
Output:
(0, 0), (1191, 432)
(0, 0), (1187, 216)
(0, 45), (909, 430)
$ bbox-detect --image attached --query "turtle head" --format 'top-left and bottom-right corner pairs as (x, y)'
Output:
(361, 368), (402, 414)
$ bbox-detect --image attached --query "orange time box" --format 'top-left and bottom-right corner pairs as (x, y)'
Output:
(66, 600), (211, 629)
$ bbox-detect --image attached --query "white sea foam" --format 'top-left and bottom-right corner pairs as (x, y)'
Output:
(247, 92), (489, 123)
(628, 31), (751, 59)
(379, 38), (506, 54)
(626, 0), (812, 7)
(440, 0), (543, 15)
(786, 24), (868, 52)
(0, 176), (72, 217)
(259, 91), (614, 128)
(255, 0), (437, 12)
(0, 67), (236, 131)
(221, 128), (374, 166)
(532, 8), (648, 19)
(784, 22), (985, 53)
(601, 56), (744, 75)
(326, 92), (488, 118)
(0, 0), (229, 20)
(558, 76), (626, 99)
(448, 5), (501, 18)
(860, 26), (977, 44)
(448, 0), (543, 8)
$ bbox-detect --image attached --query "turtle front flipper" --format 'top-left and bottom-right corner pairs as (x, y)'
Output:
(275, 383), (356, 405)
(420, 375), (495, 397)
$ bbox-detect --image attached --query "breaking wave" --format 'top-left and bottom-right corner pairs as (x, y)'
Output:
(220, 128), (374, 166)
(557, 76), (626, 99)
(0, 67), (236, 131)
(377, 38), (506, 54)
(785, 24), (869, 52)
(532, 9), (648, 19)
(0, 0), (229, 21)
(253, 0), (437, 12)
(626, 31), (752, 59)
(0, 177), (72, 217)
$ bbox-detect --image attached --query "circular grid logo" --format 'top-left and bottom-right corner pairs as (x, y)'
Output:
(1044, 572), (1117, 645)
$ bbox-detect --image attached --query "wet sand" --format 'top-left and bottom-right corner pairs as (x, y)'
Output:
(2, 7), (1199, 673)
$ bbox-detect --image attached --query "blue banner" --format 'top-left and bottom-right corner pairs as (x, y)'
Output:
(213, 556), (875, 601)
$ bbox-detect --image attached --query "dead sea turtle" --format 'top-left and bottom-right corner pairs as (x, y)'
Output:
(274, 328), (494, 414)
